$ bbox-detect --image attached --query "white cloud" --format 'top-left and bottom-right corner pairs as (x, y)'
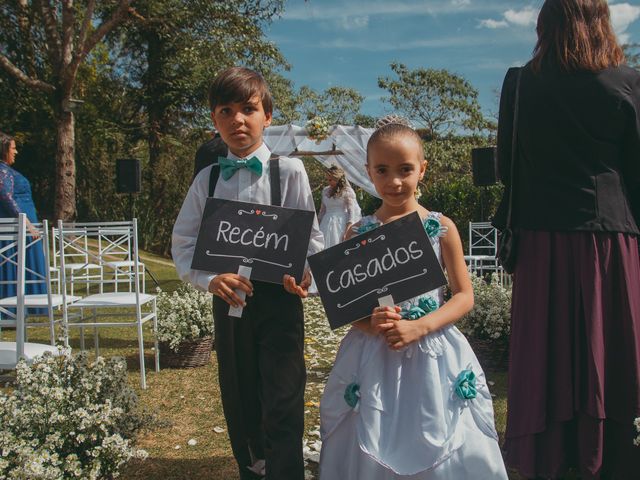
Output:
(503, 6), (538, 27)
(335, 15), (370, 30)
(478, 18), (509, 29)
(283, 1), (503, 21)
(478, 6), (538, 30)
(318, 35), (503, 51)
(609, 3), (640, 42)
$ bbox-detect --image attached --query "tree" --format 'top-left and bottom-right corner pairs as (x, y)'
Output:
(624, 43), (640, 71)
(296, 85), (364, 124)
(378, 62), (487, 136)
(0, 0), (133, 220)
(114, 0), (287, 197)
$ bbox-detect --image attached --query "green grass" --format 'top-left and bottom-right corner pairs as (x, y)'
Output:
(2, 251), (523, 479)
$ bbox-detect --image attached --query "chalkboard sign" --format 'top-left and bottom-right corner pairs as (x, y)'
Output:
(308, 212), (447, 329)
(191, 198), (315, 284)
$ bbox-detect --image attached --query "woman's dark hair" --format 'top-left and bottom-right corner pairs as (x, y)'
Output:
(327, 165), (347, 197)
(366, 123), (424, 162)
(0, 132), (13, 163)
(208, 67), (273, 114)
(531, 0), (624, 73)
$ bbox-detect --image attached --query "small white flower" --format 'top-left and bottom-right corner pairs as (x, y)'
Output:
(187, 439), (197, 446)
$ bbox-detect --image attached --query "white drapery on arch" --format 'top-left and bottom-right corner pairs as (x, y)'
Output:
(263, 125), (380, 198)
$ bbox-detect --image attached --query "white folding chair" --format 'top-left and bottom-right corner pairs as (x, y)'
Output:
(0, 218), (77, 347)
(96, 222), (146, 293)
(0, 214), (60, 369)
(51, 224), (103, 296)
(464, 222), (501, 275)
(59, 218), (159, 389)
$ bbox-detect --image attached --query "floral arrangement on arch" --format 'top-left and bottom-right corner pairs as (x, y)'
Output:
(305, 116), (331, 142)
(156, 283), (214, 352)
(459, 272), (512, 342)
(0, 350), (149, 479)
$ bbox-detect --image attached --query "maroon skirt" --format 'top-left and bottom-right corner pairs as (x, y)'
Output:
(504, 230), (640, 480)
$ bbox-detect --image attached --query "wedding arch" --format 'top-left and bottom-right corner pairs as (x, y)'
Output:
(262, 124), (380, 198)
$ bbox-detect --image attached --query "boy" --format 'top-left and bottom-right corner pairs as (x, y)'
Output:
(172, 67), (323, 480)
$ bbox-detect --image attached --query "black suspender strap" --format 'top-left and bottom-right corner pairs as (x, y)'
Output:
(269, 156), (281, 206)
(208, 162), (221, 198)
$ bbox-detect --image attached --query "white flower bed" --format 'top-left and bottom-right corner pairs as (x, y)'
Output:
(460, 272), (512, 341)
(156, 284), (214, 352)
(0, 350), (148, 479)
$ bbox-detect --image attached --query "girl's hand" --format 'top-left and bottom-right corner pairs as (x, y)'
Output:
(283, 269), (311, 298)
(379, 319), (425, 350)
(370, 305), (401, 335)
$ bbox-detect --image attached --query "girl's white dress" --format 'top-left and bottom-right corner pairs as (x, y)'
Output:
(318, 186), (361, 249)
(319, 213), (508, 480)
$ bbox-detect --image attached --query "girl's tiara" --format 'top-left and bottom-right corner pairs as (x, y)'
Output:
(374, 114), (413, 130)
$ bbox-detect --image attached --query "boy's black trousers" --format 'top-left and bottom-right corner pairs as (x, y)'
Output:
(213, 281), (306, 480)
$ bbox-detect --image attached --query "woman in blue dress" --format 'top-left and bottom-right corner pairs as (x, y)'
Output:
(0, 132), (47, 304)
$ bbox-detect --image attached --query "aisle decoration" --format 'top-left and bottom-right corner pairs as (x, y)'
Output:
(0, 351), (148, 479)
(459, 272), (511, 370)
(156, 284), (214, 368)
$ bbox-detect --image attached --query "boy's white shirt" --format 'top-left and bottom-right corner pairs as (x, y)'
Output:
(171, 142), (324, 292)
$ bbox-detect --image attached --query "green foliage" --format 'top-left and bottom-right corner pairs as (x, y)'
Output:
(378, 62), (489, 135)
(295, 85), (365, 124)
(624, 43), (640, 71)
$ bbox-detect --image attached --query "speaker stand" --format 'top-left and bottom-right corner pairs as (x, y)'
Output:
(128, 193), (136, 221)
(480, 186), (487, 222)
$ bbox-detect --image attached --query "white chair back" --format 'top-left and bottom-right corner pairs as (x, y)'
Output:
(0, 214), (27, 362)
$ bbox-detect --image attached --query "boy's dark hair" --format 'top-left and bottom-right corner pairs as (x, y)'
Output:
(208, 67), (273, 114)
(366, 123), (424, 162)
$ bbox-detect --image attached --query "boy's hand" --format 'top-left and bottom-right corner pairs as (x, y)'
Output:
(379, 319), (424, 350)
(209, 273), (253, 308)
(370, 305), (401, 335)
(283, 269), (311, 298)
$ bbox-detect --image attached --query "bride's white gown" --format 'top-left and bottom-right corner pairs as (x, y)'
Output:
(318, 186), (361, 248)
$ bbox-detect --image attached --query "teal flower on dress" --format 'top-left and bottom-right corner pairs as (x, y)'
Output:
(344, 382), (360, 408)
(454, 370), (477, 400)
(424, 217), (443, 238)
(400, 296), (439, 320)
(356, 222), (381, 235)
(400, 305), (425, 320)
(418, 296), (439, 314)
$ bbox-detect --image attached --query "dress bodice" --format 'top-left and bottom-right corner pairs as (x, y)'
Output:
(0, 162), (38, 222)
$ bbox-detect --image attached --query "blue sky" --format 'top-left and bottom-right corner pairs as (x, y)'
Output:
(266, 0), (640, 121)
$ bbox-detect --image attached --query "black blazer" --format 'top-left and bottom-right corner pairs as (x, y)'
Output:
(493, 63), (640, 235)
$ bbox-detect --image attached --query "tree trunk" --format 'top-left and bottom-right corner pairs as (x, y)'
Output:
(54, 106), (76, 220)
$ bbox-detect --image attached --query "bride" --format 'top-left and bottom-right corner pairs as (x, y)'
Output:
(318, 165), (361, 248)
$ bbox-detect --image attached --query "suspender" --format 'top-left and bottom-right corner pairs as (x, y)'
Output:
(208, 155), (281, 206)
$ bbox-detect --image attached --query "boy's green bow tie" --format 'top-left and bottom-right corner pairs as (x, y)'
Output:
(218, 156), (263, 180)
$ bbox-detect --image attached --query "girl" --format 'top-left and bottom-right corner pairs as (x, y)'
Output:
(319, 123), (508, 479)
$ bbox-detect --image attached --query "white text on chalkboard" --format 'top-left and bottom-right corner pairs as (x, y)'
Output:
(216, 221), (289, 251)
(326, 241), (424, 293)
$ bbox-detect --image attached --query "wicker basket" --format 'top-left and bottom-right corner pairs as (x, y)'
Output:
(159, 336), (213, 369)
